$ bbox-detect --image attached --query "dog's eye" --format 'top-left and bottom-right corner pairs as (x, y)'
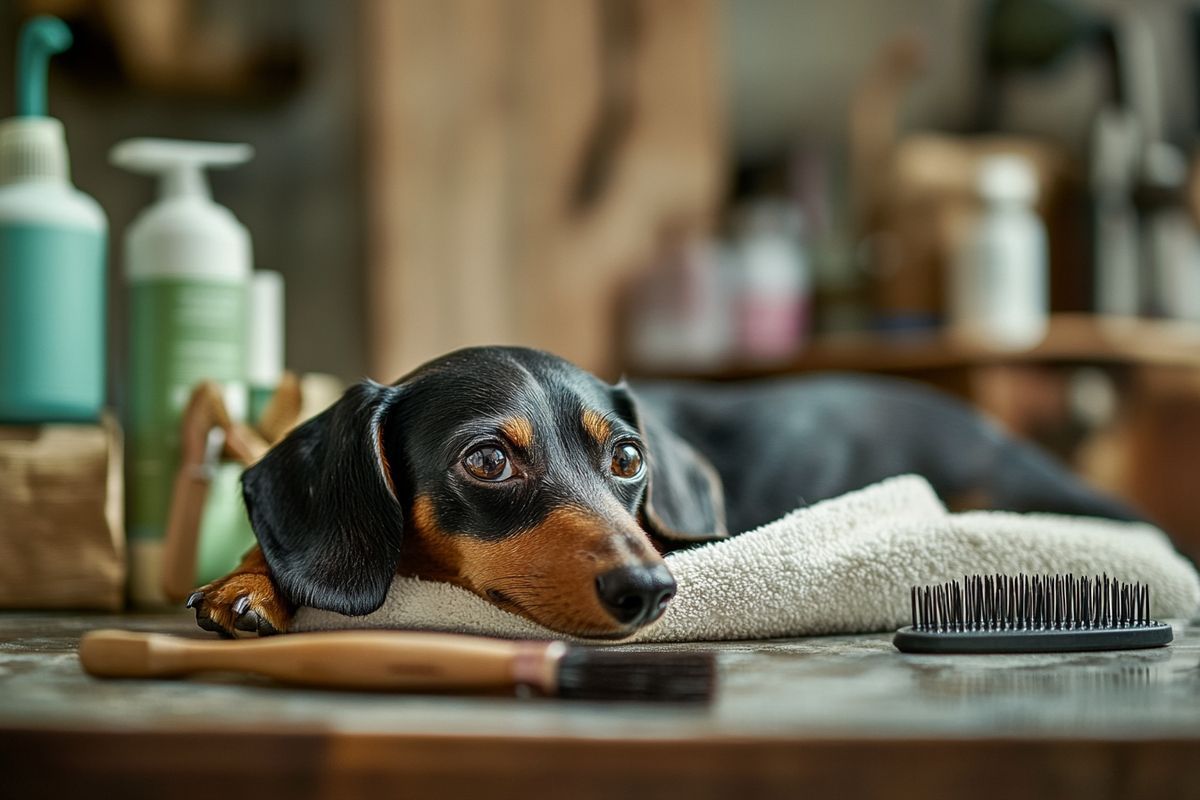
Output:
(464, 446), (514, 481)
(611, 442), (644, 479)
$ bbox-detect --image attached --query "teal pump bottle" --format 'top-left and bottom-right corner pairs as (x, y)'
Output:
(0, 16), (107, 422)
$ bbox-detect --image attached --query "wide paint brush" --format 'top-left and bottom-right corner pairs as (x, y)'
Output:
(79, 629), (716, 703)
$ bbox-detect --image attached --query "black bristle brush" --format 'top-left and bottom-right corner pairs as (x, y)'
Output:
(78, 629), (716, 703)
(893, 573), (1173, 654)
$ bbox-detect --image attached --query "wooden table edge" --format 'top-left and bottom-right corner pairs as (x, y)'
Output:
(2, 723), (1198, 798)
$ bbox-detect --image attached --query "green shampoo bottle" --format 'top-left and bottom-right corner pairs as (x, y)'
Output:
(111, 138), (253, 606)
(0, 17), (107, 422)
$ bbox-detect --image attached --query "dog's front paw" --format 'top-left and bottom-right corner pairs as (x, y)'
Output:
(187, 572), (292, 638)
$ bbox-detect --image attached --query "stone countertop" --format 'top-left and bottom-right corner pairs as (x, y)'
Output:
(1, 610), (1198, 741)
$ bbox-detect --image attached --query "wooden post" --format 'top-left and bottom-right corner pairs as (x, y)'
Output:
(360, 0), (724, 379)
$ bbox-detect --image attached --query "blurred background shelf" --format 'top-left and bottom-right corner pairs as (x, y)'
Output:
(634, 313), (1200, 379)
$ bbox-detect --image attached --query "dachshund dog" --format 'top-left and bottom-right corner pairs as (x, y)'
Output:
(187, 346), (1139, 639)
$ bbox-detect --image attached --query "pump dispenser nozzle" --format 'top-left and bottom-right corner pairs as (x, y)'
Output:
(110, 139), (254, 202)
(0, 15), (74, 183)
(17, 16), (72, 117)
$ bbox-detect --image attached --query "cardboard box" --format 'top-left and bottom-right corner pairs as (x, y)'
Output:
(0, 415), (125, 609)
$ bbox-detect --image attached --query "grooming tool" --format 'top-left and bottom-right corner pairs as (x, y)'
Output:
(79, 629), (716, 703)
(893, 573), (1172, 654)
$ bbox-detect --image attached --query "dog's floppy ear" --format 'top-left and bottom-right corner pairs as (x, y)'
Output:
(242, 379), (405, 615)
(612, 383), (728, 544)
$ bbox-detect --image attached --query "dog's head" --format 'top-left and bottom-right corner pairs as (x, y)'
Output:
(242, 346), (727, 639)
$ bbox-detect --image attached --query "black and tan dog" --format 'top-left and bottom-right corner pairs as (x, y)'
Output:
(188, 346), (1138, 639)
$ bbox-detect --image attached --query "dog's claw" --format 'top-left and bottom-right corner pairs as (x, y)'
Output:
(233, 608), (259, 633)
(226, 594), (281, 636)
(185, 590), (204, 609)
(196, 615), (232, 639)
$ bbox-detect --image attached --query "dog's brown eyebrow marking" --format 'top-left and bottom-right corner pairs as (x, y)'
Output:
(499, 417), (535, 450)
(581, 409), (612, 444)
(410, 494), (442, 537)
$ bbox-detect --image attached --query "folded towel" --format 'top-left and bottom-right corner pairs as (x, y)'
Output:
(293, 474), (1200, 642)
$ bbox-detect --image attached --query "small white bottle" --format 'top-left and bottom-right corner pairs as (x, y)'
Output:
(626, 238), (733, 372)
(949, 155), (1049, 349)
(246, 270), (285, 423)
(735, 201), (810, 364)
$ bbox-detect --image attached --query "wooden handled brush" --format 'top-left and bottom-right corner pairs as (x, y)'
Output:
(79, 629), (715, 702)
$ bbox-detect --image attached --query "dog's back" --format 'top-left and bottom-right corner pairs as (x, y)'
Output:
(630, 374), (1140, 534)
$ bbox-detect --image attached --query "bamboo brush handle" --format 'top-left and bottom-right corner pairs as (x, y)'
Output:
(79, 629), (558, 693)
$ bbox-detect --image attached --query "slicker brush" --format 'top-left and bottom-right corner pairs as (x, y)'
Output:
(79, 629), (716, 703)
(893, 573), (1173, 654)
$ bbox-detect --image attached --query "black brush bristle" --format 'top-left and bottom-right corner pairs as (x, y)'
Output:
(554, 648), (716, 703)
(894, 573), (1173, 654)
(909, 573), (1153, 632)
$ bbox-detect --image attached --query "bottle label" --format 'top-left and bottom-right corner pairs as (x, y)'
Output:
(0, 222), (106, 422)
(737, 295), (809, 362)
(951, 217), (1047, 347)
(127, 277), (246, 543)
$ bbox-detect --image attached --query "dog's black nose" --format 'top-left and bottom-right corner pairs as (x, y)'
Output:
(595, 564), (676, 626)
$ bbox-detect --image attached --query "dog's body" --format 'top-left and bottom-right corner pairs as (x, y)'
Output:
(629, 375), (1137, 534)
(188, 346), (1138, 639)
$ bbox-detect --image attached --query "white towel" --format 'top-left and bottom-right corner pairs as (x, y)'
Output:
(293, 474), (1200, 641)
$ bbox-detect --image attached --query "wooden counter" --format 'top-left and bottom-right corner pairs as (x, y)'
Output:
(2, 611), (1199, 798)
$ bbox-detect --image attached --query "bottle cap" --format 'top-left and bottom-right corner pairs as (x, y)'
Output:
(1142, 141), (1187, 189)
(0, 16), (73, 184)
(0, 116), (68, 183)
(978, 154), (1038, 204)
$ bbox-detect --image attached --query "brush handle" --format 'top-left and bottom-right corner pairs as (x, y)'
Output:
(79, 629), (557, 693)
